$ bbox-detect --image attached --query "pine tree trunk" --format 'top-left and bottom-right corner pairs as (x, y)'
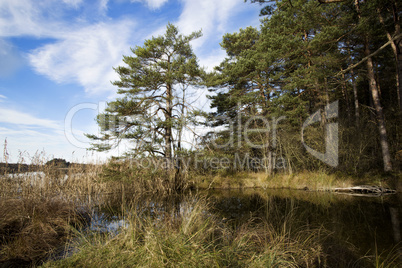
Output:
(347, 38), (360, 127)
(398, 44), (402, 109)
(341, 73), (352, 122)
(357, 0), (392, 172)
(351, 68), (360, 127)
(392, 0), (402, 110)
(365, 39), (393, 172)
(377, 3), (402, 110)
(165, 83), (173, 161)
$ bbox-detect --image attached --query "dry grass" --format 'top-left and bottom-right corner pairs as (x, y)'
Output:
(42, 197), (327, 267)
(0, 149), (195, 266)
(1, 143), (399, 267)
(263, 170), (354, 190)
(0, 197), (88, 266)
(0, 149), (108, 200)
(0, 148), (106, 266)
(194, 169), (397, 191)
(98, 158), (194, 194)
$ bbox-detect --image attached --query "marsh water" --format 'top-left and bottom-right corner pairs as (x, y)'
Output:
(87, 188), (401, 265)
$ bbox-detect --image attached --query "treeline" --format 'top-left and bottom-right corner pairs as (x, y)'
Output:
(205, 0), (401, 174)
(0, 158), (92, 174)
(0, 163), (40, 174)
(88, 0), (401, 177)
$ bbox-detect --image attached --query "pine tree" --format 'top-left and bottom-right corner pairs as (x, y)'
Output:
(86, 24), (203, 162)
(207, 0), (348, 172)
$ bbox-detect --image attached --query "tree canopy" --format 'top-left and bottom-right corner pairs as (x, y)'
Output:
(86, 23), (204, 160)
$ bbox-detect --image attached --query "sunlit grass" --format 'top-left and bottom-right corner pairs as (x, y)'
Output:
(195, 170), (358, 190)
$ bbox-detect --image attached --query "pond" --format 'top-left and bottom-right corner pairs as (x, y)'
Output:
(87, 188), (401, 266)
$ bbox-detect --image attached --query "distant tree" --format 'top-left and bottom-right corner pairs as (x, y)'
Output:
(86, 24), (204, 163)
(45, 158), (69, 168)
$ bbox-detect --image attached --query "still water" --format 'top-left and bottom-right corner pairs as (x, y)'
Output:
(87, 188), (401, 265)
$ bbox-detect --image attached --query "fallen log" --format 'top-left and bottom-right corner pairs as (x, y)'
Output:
(333, 185), (396, 195)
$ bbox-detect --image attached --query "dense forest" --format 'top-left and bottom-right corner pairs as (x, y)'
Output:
(87, 0), (401, 178)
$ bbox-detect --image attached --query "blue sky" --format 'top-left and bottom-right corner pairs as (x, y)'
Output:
(0, 0), (261, 163)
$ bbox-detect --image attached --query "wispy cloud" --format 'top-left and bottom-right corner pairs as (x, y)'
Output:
(2, 0), (259, 96)
(0, 108), (106, 162)
(0, 107), (60, 130)
(62, 0), (84, 8)
(0, 0), (64, 38)
(178, 0), (235, 33)
(28, 20), (136, 95)
(0, 126), (93, 163)
(99, 0), (109, 11)
(131, 0), (169, 9)
(176, 0), (242, 49)
(0, 0), (113, 38)
(0, 0), (137, 95)
(170, 0), (260, 71)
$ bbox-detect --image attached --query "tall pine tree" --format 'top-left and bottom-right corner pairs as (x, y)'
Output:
(87, 24), (203, 162)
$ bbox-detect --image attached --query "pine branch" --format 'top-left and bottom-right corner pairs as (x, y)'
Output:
(337, 33), (402, 76)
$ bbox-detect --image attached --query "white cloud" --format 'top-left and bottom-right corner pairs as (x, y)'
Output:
(0, 0), (38, 37)
(0, 106), (74, 162)
(0, 0), (64, 38)
(0, 127), (62, 146)
(132, 0), (169, 9)
(1, 0), (137, 95)
(0, 126), (97, 163)
(99, 0), (109, 11)
(28, 20), (136, 95)
(0, 107), (60, 130)
(0, 107), (112, 163)
(0, 94), (6, 101)
(0, 124), (127, 163)
(162, 0), (260, 71)
(176, 0), (238, 48)
(198, 48), (227, 72)
(62, 0), (84, 8)
(0, 0), (110, 38)
(2, 0), (258, 96)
